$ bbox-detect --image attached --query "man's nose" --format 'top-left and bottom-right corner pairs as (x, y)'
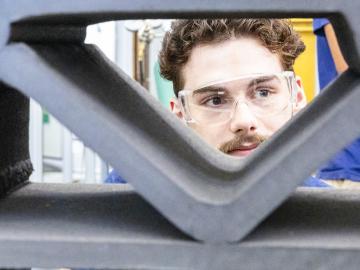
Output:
(229, 101), (258, 133)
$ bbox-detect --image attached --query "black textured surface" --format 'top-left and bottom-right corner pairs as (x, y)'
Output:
(10, 24), (86, 43)
(0, 0), (359, 71)
(0, 83), (32, 195)
(1, 2), (360, 268)
(0, 184), (360, 269)
(0, 160), (31, 196)
(2, 39), (360, 243)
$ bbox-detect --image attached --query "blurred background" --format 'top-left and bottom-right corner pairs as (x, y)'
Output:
(28, 19), (326, 184)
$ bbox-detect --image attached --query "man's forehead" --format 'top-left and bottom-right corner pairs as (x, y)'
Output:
(181, 37), (283, 91)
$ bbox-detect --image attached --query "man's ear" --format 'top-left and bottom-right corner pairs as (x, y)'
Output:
(170, 97), (184, 120)
(293, 76), (307, 114)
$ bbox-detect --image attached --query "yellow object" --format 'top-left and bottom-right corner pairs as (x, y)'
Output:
(291, 18), (317, 101)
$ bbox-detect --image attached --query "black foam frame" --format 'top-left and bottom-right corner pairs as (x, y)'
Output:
(0, 83), (32, 194)
(1, 0), (360, 268)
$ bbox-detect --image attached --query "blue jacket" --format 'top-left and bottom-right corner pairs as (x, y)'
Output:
(314, 18), (360, 182)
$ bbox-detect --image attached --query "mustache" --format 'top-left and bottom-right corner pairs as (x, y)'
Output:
(219, 133), (267, 154)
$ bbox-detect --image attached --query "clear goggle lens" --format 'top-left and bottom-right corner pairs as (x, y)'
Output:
(178, 71), (297, 126)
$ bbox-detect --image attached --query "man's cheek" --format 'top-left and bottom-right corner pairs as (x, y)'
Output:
(263, 113), (292, 135)
(197, 125), (230, 149)
(189, 124), (216, 145)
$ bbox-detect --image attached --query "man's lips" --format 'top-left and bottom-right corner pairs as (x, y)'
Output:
(227, 144), (259, 157)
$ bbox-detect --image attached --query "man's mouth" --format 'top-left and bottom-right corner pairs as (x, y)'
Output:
(227, 144), (259, 157)
(219, 133), (267, 157)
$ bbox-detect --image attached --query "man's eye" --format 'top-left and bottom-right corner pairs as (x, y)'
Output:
(204, 96), (225, 106)
(255, 89), (271, 98)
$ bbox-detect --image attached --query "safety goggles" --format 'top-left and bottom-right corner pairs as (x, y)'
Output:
(178, 71), (298, 126)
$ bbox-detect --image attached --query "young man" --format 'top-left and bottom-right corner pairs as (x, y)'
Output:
(107, 18), (329, 187)
(159, 19), (306, 157)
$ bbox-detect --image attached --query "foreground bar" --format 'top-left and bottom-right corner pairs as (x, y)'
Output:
(0, 183), (359, 270)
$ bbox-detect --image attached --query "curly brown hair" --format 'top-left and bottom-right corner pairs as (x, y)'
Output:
(159, 19), (305, 96)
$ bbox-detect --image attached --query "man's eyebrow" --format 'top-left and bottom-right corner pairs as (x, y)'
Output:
(192, 86), (228, 95)
(248, 75), (279, 88)
(192, 75), (280, 95)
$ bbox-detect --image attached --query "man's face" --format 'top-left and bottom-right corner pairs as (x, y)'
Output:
(171, 37), (304, 157)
